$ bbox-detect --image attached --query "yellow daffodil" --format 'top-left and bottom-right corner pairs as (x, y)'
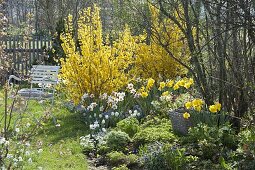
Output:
(214, 102), (221, 111)
(185, 101), (192, 109)
(173, 84), (180, 90)
(162, 91), (169, 96)
(146, 78), (155, 90)
(183, 112), (190, 119)
(192, 99), (203, 107)
(178, 79), (186, 86)
(194, 106), (202, 112)
(158, 82), (166, 91)
(184, 82), (192, 89)
(209, 102), (221, 113)
(166, 80), (174, 87)
(141, 91), (148, 98)
(139, 86), (145, 92)
(188, 78), (194, 85)
(209, 105), (217, 113)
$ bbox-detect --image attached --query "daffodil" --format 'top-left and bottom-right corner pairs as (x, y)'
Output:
(192, 99), (203, 107)
(209, 105), (217, 113)
(188, 78), (194, 85)
(178, 79), (186, 86)
(173, 84), (179, 90)
(162, 91), (169, 96)
(146, 78), (155, 90)
(194, 106), (202, 112)
(166, 80), (174, 87)
(185, 101), (192, 109)
(158, 82), (166, 91)
(183, 112), (190, 119)
(141, 91), (148, 98)
(184, 82), (192, 89)
(214, 102), (221, 111)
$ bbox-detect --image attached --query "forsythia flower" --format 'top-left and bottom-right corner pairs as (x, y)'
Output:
(183, 112), (190, 119)
(185, 102), (192, 109)
(141, 91), (148, 98)
(158, 82), (166, 91)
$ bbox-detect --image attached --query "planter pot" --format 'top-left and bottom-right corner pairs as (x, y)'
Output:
(169, 109), (192, 135)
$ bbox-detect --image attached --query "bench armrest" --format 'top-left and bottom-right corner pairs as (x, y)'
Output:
(8, 75), (21, 85)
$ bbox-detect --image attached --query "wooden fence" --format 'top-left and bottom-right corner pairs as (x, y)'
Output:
(0, 35), (52, 84)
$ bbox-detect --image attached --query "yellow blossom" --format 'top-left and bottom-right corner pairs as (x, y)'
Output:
(185, 102), (192, 109)
(192, 99), (203, 107)
(158, 82), (166, 91)
(141, 91), (148, 98)
(139, 86), (145, 92)
(178, 79), (186, 86)
(183, 112), (190, 119)
(146, 78), (155, 90)
(184, 82), (192, 89)
(209, 105), (218, 113)
(188, 78), (194, 84)
(194, 106), (202, 112)
(214, 102), (221, 111)
(166, 80), (174, 87)
(162, 91), (169, 96)
(173, 84), (180, 90)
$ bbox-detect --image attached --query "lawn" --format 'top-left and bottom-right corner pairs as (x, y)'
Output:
(0, 88), (89, 169)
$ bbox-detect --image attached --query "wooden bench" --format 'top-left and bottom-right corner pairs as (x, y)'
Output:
(8, 65), (60, 104)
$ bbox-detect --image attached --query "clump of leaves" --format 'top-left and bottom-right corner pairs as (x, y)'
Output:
(105, 130), (131, 152)
(133, 118), (175, 146)
(117, 117), (140, 138)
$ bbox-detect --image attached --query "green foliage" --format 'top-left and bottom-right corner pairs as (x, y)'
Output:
(163, 144), (192, 169)
(107, 151), (127, 166)
(133, 118), (175, 146)
(112, 164), (130, 170)
(116, 117), (140, 138)
(230, 128), (255, 169)
(126, 154), (139, 166)
(45, 19), (66, 65)
(106, 151), (139, 168)
(105, 130), (131, 151)
(139, 142), (195, 170)
(238, 128), (255, 156)
(183, 123), (237, 159)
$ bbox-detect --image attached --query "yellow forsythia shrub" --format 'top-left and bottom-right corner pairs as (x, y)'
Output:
(133, 5), (189, 80)
(60, 4), (189, 104)
(60, 5), (135, 104)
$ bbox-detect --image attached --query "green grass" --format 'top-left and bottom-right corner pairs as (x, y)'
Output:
(0, 89), (89, 169)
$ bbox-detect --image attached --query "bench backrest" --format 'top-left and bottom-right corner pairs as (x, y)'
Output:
(30, 65), (60, 85)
